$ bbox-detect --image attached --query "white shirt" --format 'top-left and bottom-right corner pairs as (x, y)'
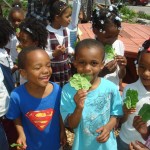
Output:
(119, 78), (150, 144)
(0, 48), (14, 69)
(46, 25), (74, 59)
(0, 68), (10, 117)
(5, 35), (19, 63)
(104, 40), (125, 89)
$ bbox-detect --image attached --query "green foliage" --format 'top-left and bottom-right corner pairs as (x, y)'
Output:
(124, 89), (138, 109)
(70, 73), (92, 90)
(104, 45), (115, 61)
(120, 6), (137, 23)
(138, 104), (150, 122)
(11, 143), (23, 148)
(137, 11), (150, 20)
(1, 0), (27, 18)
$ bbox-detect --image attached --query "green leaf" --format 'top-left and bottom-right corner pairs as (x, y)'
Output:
(138, 104), (150, 122)
(70, 73), (92, 90)
(10, 143), (23, 147)
(16, 28), (20, 33)
(124, 89), (138, 109)
(104, 45), (115, 61)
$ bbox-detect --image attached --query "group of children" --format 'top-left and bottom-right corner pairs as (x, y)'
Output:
(0, 0), (150, 150)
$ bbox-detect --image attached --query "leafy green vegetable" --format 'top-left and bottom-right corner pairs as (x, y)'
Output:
(104, 45), (115, 61)
(16, 28), (20, 33)
(10, 143), (23, 147)
(124, 89), (138, 109)
(138, 104), (150, 122)
(70, 73), (92, 90)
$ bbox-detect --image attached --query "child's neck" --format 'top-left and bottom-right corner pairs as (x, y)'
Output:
(51, 22), (61, 30)
(89, 77), (100, 91)
(25, 83), (53, 99)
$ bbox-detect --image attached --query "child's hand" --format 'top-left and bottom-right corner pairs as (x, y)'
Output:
(115, 55), (127, 69)
(123, 104), (136, 115)
(74, 89), (87, 109)
(60, 128), (67, 147)
(133, 116), (148, 138)
(129, 141), (149, 150)
(96, 126), (110, 143)
(103, 59), (117, 74)
(16, 135), (27, 150)
(53, 45), (66, 57)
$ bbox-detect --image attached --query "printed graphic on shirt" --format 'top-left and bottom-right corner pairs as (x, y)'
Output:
(26, 108), (54, 131)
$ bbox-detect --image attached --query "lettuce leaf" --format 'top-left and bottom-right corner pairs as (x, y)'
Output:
(138, 104), (150, 122)
(11, 143), (23, 147)
(16, 28), (20, 33)
(104, 45), (115, 61)
(70, 73), (91, 90)
(124, 89), (138, 109)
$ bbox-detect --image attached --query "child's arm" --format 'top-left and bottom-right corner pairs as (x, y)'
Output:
(133, 116), (149, 141)
(120, 104), (136, 124)
(115, 55), (127, 79)
(99, 60), (117, 77)
(67, 89), (87, 128)
(14, 118), (27, 150)
(129, 141), (149, 150)
(52, 45), (66, 58)
(96, 117), (117, 143)
(60, 115), (67, 147)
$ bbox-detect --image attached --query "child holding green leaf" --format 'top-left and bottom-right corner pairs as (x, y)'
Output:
(117, 39), (150, 150)
(129, 115), (150, 150)
(60, 39), (123, 150)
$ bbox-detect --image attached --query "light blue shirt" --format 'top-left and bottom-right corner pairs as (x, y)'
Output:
(61, 78), (123, 150)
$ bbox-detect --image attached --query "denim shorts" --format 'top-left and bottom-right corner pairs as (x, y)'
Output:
(117, 136), (130, 150)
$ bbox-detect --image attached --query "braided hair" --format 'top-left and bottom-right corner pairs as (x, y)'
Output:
(19, 18), (48, 49)
(0, 17), (14, 48)
(136, 38), (150, 64)
(92, 5), (122, 34)
(49, 0), (70, 23)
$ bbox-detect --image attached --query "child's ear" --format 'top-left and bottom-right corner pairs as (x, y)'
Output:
(19, 69), (27, 79)
(100, 61), (105, 70)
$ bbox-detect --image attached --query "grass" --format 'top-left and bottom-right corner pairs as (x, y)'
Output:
(120, 5), (150, 23)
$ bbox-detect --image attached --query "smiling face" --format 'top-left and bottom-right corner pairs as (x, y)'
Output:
(138, 53), (150, 91)
(74, 46), (104, 84)
(58, 7), (72, 27)
(10, 11), (24, 29)
(20, 50), (52, 88)
(93, 24), (119, 45)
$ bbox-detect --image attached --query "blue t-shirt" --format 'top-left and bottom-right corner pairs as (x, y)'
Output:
(6, 82), (61, 150)
(61, 78), (123, 150)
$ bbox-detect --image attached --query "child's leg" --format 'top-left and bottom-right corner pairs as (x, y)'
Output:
(117, 136), (129, 150)
(0, 122), (9, 150)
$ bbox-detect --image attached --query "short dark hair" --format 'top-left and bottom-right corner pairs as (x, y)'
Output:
(0, 17), (14, 48)
(18, 46), (44, 69)
(75, 39), (105, 61)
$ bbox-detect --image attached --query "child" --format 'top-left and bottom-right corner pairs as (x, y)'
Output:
(18, 17), (48, 84)
(46, 0), (74, 87)
(0, 16), (14, 93)
(60, 39), (123, 150)
(5, 1), (25, 86)
(0, 67), (10, 150)
(92, 6), (127, 89)
(18, 17), (48, 50)
(6, 47), (66, 150)
(117, 39), (150, 150)
(129, 116), (150, 150)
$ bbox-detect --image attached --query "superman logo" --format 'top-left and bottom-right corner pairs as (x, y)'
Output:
(26, 108), (54, 131)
